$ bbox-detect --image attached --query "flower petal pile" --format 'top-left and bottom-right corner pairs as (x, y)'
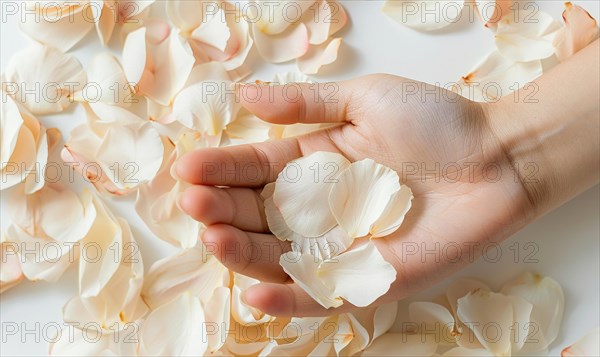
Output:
(265, 151), (412, 308)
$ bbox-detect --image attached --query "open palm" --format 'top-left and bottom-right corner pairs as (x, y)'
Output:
(176, 74), (532, 317)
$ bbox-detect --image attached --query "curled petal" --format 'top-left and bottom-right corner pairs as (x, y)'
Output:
(382, 0), (465, 31)
(554, 2), (599, 62)
(501, 272), (564, 353)
(253, 22), (310, 63)
(232, 273), (274, 325)
(139, 292), (208, 356)
(273, 151), (350, 237)
(474, 0), (512, 27)
(74, 52), (133, 106)
(562, 327), (600, 357)
(78, 193), (123, 297)
(329, 158), (408, 238)
(4, 44), (86, 114)
(457, 290), (533, 356)
(452, 50), (542, 102)
(280, 242), (396, 308)
(409, 302), (456, 343)
(297, 37), (342, 74)
(19, 2), (94, 52)
(96, 122), (164, 191)
(495, 10), (563, 62)
(142, 247), (230, 308)
(252, 0), (315, 35)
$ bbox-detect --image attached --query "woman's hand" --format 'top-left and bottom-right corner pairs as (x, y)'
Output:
(175, 40), (599, 317)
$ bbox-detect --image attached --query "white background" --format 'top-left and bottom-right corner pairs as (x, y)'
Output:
(1, 1), (599, 356)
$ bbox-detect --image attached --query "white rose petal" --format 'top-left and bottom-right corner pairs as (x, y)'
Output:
(4, 44), (86, 114)
(139, 292), (208, 356)
(280, 242), (396, 308)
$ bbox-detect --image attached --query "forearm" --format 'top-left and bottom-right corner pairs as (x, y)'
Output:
(487, 39), (600, 217)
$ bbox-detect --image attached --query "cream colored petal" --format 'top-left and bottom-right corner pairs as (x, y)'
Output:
(225, 114), (272, 143)
(4, 44), (86, 114)
(336, 313), (371, 356)
(297, 37), (342, 74)
(142, 247), (230, 308)
(23, 126), (50, 194)
(191, 8), (231, 52)
(252, 0), (315, 35)
(264, 184), (352, 259)
(19, 3), (94, 52)
(39, 186), (96, 243)
(49, 326), (139, 356)
(172, 81), (238, 135)
(253, 22), (310, 63)
(273, 151), (350, 237)
(282, 242), (396, 309)
(204, 286), (231, 352)
(92, 0), (116, 46)
(370, 184), (413, 238)
(382, 0), (464, 31)
(166, 0), (204, 32)
(135, 145), (203, 249)
(495, 10), (562, 62)
(452, 50), (542, 102)
(122, 27), (148, 86)
(0, 93), (23, 168)
(362, 333), (438, 356)
(319, 242), (396, 307)
(372, 302), (399, 341)
(142, 30), (196, 106)
(562, 327), (600, 357)
(139, 292), (208, 356)
(78, 193), (123, 297)
(279, 250), (341, 308)
(96, 122), (164, 191)
(329, 159), (402, 238)
(232, 273), (273, 325)
(554, 2), (599, 62)
(302, 0), (332, 45)
(446, 278), (491, 318)
(474, 0), (512, 27)
(501, 272), (564, 353)
(74, 53), (133, 106)
(1, 122), (37, 190)
(409, 302), (455, 343)
(457, 290), (533, 356)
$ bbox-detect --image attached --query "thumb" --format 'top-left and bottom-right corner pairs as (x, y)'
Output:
(235, 80), (356, 125)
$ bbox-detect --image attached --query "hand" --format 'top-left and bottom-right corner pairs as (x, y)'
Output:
(176, 39), (599, 317)
(175, 74), (530, 317)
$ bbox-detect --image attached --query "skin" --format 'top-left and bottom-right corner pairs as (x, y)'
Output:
(176, 39), (599, 317)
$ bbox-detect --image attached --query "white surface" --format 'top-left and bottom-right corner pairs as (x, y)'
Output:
(1, 1), (599, 356)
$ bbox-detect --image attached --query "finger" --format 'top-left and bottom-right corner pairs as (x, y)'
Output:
(202, 224), (291, 283)
(175, 139), (302, 187)
(242, 283), (353, 318)
(237, 80), (355, 124)
(179, 186), (268, 233)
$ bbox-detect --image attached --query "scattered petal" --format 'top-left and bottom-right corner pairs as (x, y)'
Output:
(297, 37), (343, 74)
(554, 2), (599, 62)
(495, 10), (562, 62)
(4, 44), (86, 114)
(562, 327), (600, 357)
